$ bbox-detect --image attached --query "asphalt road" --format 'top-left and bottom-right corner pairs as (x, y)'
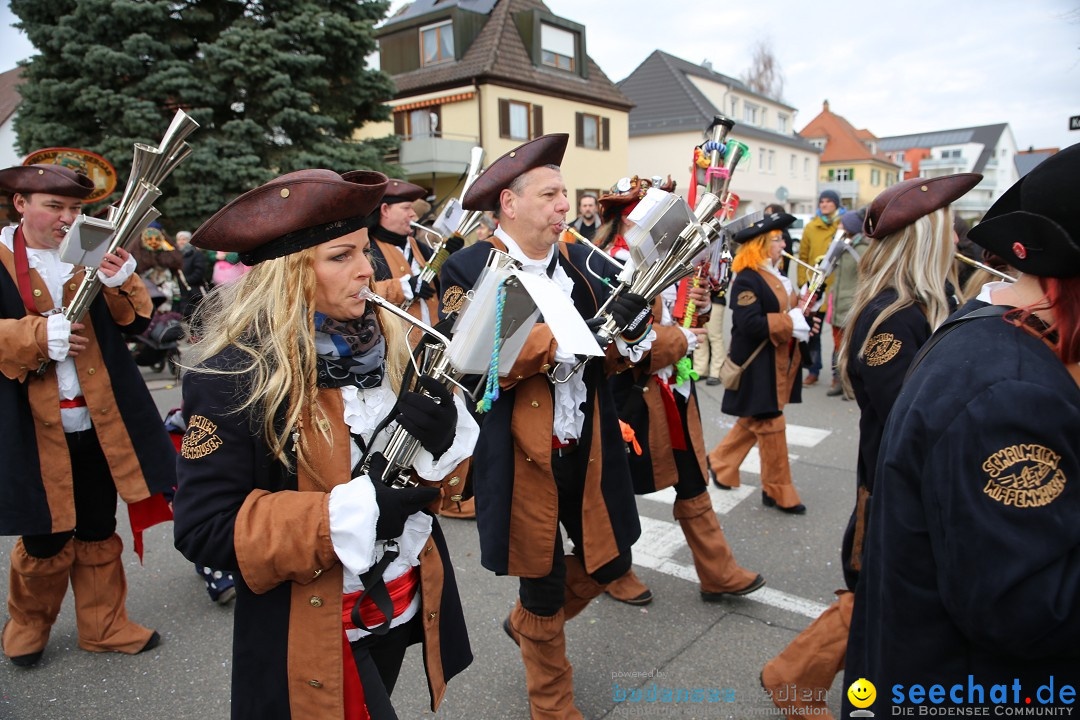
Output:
(0, 320), (860, 720)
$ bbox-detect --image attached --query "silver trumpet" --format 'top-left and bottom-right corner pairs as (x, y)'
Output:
(37, 109), (199, 375)
(358, 287), (463, 489)
(402, 146), (486, 312)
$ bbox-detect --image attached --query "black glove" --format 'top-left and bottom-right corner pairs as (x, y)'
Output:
(395, 375), (457, 460)
(609, 292), (651, 338)
(368, 453), (440, 540)
(414, 277), (437, 300)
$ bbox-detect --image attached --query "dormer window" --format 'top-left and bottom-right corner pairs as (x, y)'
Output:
(540, 23), (575, 71)
(420, 20), (454, 66)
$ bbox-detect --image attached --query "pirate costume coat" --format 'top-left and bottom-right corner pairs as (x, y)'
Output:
(0, 162), (173, 668)
(172, 169), (475, 720)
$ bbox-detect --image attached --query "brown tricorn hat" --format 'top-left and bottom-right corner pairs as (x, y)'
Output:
(462, 134), (569, 211)
(863, 173), (981, 239)
(192, 169), (388, 264)
(378, 178), (427, 205)
(0, 163), (95, 199)
(968, 143), (1080, 278)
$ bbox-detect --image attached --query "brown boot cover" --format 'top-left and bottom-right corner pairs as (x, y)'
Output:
(2, 538), (74, 659)
(70, 535), (154, 654)
(604, 569), (652, 605)
(760, 591), (854, 718)
(707, 418), (757, 488)
(562, 554), (606, 621)
(673, 492), (759, 593)
(753, 416), (803, 508)
(509, 603), (582, 720)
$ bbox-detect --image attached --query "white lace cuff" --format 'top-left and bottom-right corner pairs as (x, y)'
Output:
(97, 253), (137, 288)
(328, 476), (379, 578)
(46, 313), (72, 361)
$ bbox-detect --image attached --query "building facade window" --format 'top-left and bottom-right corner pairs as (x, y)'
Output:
(540, 23), (575, 71)
(744, 103), (759, 125)
(871, 168), (881, 186)
(829, 168), (853, 182)
(886, 172), (896, 185)
(790, 154), (796, 174)
(767, 149), (775, 173)
(420, 21), (454, 66)
(729, 97), (738, 117)
(810, 138), (825, 151)
(804, 157), (810, 178)
(575, 112), (609, 150)
(758, 147), (767, 170)
(777, 114), (789, 133)
(499, 99), (543, 141)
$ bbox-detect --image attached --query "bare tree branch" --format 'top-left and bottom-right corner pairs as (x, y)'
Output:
(740, 39), (785, 101)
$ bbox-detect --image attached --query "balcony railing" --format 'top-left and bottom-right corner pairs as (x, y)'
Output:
(919, 157), (968, 171)
(819, 180), (859, 198)
(398, 132), (479, 176)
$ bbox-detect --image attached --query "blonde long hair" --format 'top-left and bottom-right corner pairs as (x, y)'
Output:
(186, 247), (410, 470)
(838, 207), (957, 388)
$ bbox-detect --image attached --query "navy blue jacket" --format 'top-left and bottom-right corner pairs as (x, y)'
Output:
(843, 300), (1080, 711)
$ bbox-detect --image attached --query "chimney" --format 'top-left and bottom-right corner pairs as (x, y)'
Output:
(701, 59), (713, 71)
(823, 99), (830, 112)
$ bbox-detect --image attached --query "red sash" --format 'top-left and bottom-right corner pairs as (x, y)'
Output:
(658, 378), (687, 451)
(12, 225), (44, 316)
(340, 566), (421, 719)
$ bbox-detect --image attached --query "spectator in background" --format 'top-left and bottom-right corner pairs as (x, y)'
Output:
(765, 203), (794, 275)
(798, 190), (845, 385)
(825, 209), (868, 398)
(174, 229), (208, 321)
(568, 192), (601, 241)
(475, 211), (497, 243)
(693, 274), (730, 385)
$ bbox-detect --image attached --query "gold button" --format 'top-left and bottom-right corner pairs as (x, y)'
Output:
(43, 421), (51, 427)
(280, 188), (290, 198)
(525, 457), (532, 462)
(530, 401), (539, 408)
(32, 289), (42, 297)
(450, 494), (462, 502)
(400, 266), (407, 272)
(448, 476), (460, 487)
(69, 283), (77, 291)
(87, 368), (96, 375)
(313, 568), (322, 578)
(424, 544), (433, 555)
(509, 151), (516, 158)
(516, 374), (523, 380)
(309, 596), (323, 607)
(308, 680), (322, 688)
(920, 185), (928, 192)
(428, 611), (438, 620)
(37, 169), (44, 175)
(641, 386), (649, 394)
(541, 363), (551, 371)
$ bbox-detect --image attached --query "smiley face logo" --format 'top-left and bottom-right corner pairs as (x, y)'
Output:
(847, 678), (876, 709)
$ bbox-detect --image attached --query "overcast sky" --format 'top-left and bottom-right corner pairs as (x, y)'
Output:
(0, 1), (1076, 151)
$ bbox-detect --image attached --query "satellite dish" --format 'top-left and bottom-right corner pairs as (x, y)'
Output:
(775, 186), (789, 202)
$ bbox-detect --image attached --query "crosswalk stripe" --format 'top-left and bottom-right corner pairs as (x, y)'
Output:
(631, 516), (828, 620)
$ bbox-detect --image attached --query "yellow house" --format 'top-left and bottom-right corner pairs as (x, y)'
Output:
(356, 0), (632, 208)
(797, 101), (902, 209)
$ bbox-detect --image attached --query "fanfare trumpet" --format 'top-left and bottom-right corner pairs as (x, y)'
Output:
(954, 252), (1016, 283)
(401, 147), (486, 311)
(38, 109), (199, 375)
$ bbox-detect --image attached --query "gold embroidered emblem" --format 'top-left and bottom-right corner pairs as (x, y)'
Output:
(441, 285), (466, 314)
(737, 291), (757, 306)
(864, 332), (902, 366)
(982, 444), (1066, 508)
(181, 415), (223, 460)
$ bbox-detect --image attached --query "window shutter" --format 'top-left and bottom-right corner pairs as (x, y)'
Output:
(499, 99), (510, 139)
(601, 117), (610, 150)
(575, 112), (584, 147)
(532, 104), (543, 138)
(393, 112), (406, 136)
(828, 168), (834, 181)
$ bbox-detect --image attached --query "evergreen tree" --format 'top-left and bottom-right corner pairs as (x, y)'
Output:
(12, 0), (398, 231)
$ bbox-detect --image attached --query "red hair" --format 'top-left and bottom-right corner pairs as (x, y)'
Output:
(1006, 276), (1080, 364)
(732, 234), (769, 274)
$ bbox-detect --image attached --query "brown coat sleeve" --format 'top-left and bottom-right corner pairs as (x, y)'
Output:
(0, 316), (50, 381)
(500, 324), (557, 389)
(233, 489), (340, 595)
(644, 324), (689, 373)
(767, 312), (794, 346)
(101, 272), (154, 326)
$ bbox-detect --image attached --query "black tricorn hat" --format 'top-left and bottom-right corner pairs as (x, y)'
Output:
(968, 143), (1080, 278)
(863, 173), (981, 239)
(192, 169), (388, 265)
(462, 134), (568, 211)
(0, 163), (95, 199)
(733, 212), (796, 243)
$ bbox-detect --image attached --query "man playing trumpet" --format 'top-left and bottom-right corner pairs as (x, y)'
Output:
(0, 161), (175, 667)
